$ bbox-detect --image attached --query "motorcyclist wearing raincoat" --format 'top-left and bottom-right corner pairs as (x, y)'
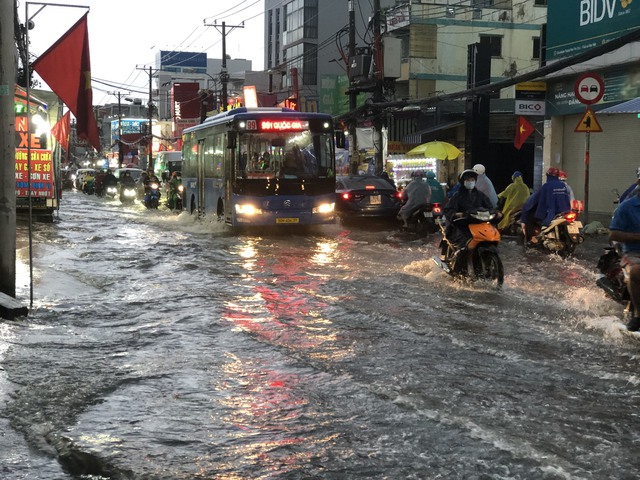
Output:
(397, 170), (431, 227)
(520, 167), (571, 243)
(473, 164), (499, 208)
(425, 170), (445, 204)
(443, 169), (497, 249)
(496, 171), (530, 231)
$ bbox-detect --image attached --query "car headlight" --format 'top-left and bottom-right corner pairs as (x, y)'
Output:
(313, 202), (335, 214)
(235, 204), (262, 215)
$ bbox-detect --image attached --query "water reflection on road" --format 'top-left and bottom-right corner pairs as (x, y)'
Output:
(1, 190), (639, 479)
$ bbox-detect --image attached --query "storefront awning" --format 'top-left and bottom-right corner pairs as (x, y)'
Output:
(599, 97), (640, 114)
(403, 120), (464, 145)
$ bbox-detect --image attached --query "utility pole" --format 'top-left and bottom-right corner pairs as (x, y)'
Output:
(0, 0), (17, 298)
(136, 66), (156, 171)
(108, 91), (128, 168)
(372, 0), (385, 174)
(348, 0), (358, 174)
(203, 20), (244, 112)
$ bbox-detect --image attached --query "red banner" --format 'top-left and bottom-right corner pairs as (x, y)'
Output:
(15, 149), (55, 198)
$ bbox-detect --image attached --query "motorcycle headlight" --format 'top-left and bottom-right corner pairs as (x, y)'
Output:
(124, 189), (136, 197)
(177, 185), (184, 192)
(150, 183), (159, 189)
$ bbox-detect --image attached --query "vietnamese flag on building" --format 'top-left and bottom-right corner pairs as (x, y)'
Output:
(514, 116), (535, 150)
(31, 13), (101, 151)
(51, 110), (71, 152)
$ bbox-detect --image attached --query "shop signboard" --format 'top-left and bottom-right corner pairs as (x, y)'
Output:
(546, 0), (640, 61)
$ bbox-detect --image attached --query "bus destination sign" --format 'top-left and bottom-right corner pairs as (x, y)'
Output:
(258, 120), (309, 132)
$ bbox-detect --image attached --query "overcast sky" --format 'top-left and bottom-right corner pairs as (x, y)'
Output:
(19, 0), (264, 105)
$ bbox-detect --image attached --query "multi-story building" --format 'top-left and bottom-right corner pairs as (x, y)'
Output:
(384, 0), (548, 188)
(264, 0), (397, 111)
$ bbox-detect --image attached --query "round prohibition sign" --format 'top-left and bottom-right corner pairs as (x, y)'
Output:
(574, 73), (604, 105)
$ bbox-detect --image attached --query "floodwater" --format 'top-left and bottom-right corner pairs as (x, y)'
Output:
(1, 190), (639, 480)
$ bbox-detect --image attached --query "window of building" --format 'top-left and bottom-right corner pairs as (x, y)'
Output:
(480, 35), (502, 57)
(534, 0), (547, 6)
(532, 37), (540, 60)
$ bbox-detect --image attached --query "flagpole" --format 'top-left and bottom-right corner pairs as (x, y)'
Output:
(24, 1), (91, 309)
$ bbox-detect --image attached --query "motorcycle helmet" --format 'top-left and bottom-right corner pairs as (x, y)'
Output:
(459, 169), (478, 183)
(512, 171), (523, 179)
(546, 167), (560, 177)
(472, 164), (485, 175)
(558, 170), (568, 181)
(426, 170), (436, 179)
(412, 169), (425, 178)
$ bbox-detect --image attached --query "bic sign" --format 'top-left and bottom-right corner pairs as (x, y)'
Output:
(515, 100), (545, 116)
(580, 0), (617, 26)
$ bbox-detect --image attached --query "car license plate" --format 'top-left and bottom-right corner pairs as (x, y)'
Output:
(369, 195), (381, 205)
(276, 217), (299, 224)
(567, 222), (582, 234)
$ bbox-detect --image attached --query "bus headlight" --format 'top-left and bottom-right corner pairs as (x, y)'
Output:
(235, 204), (262, 215)
(313, 202), (335, 214)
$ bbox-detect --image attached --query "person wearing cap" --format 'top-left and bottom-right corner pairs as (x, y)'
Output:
(496, 171), (530, 232)
(443, 169), (497, 248)
(397, 170), (432, 227)
(520, 167), (571, 243)
(472, 164), (499, 208)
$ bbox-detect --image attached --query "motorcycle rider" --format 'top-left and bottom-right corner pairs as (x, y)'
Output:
(443, 169), (497, 250)
(609, 192), (640, 331)
(619, 167), (640, 204)
(167, 171), (183, 209)
(425, 170), (445, 204)
(397, 170), (431, 227)
(473, 164), (499, 208)
(558, 170), (575, 203)
(496, 171), (530, 232)
(103, 169), (117, 190)
(520, 167), (571, 244)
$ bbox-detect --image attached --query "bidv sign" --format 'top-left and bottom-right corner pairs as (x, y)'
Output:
(579, 0), (626, 26)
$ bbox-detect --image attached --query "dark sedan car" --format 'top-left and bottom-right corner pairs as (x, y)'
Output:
(335, 175), (403, 221)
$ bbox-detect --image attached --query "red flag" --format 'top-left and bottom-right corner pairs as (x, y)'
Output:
(51, 110), (71, 152)
(32, 13), (100, 151)
(514, 116), (535, 150)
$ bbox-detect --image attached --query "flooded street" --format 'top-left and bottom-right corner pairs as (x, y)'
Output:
(2, 190), (640, 479)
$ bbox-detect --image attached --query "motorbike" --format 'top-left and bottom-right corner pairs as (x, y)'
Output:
(498, 208), (523, 237)
(523, 210), (584, 256)
(168, 184), (184, 211)
(596, 243), (632, 319)
(142, 182), (161, 209)
(432, 209), (504, 287)
(401, 202), (442, 236)
(104, 184), (118, 199)
(120, 185), (137, 204)
(82, 178), (95, 195)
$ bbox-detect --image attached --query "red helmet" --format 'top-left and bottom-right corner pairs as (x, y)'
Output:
(546, 167), (560, 177)
(558, 170), (567, 180)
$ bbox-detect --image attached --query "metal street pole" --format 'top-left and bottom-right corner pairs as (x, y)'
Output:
(373, 0), (384, 174)
(348, 0), (358, 174)
(0, 0), (17, 297)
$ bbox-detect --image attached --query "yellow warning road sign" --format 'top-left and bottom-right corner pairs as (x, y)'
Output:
(575, 107), (603, 133)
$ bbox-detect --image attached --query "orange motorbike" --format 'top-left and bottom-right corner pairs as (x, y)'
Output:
(432, 209), (504, 287)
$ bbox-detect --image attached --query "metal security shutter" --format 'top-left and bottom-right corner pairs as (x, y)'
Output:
(562, 113), (640, 216)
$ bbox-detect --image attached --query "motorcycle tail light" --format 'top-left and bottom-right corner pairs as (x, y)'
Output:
(432, 203), (441, 215)
(565, 211), (577, 223)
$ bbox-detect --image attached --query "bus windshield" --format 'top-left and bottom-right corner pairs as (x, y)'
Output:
(236, 131), (334, 180)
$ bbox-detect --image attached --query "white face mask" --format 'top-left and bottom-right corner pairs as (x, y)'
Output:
(464, 180), (476, 190)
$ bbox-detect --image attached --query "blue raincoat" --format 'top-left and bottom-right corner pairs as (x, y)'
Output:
(521, 174), (571, 226)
